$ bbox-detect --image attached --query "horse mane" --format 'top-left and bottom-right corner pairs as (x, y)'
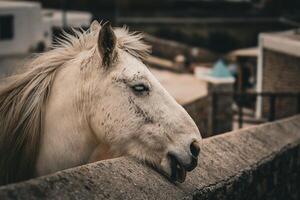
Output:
(0, 22), (151, 185)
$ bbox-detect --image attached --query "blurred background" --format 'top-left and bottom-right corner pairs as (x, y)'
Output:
(3, 0), (299, 52)
(1, 0), (300, 137)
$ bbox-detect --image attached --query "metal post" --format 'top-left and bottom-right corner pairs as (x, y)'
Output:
(237, 58), (243, 93)
(238, 95), (243, 128)
(269, 94), (276, 121)
(297, 93), (300, 114)
(212, 92), (218, 134)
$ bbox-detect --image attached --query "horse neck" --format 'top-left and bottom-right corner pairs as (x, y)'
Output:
(35, 63), (98, 176)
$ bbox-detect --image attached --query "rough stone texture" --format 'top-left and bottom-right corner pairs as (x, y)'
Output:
(262, 49), (300, 119)
(0, 115), (299, 200)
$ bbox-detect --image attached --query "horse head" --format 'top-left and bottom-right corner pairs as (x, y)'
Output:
(86, 21), (202, 182)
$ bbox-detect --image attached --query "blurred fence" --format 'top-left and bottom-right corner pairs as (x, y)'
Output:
(212, 91), (300, 130)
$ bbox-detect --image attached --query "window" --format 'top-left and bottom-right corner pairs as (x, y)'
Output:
(0, 15), (14, 40)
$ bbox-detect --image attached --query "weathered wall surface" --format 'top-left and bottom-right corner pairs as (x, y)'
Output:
(0, 115), (299, 200)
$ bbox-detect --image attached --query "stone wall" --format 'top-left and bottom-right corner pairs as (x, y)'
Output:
(0, 115), (299, 200)
(262, 49), (300, 119)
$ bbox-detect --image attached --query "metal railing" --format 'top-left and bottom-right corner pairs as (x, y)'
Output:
(212, 91), (300, 129)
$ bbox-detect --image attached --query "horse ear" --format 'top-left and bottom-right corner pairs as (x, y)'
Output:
(97, 21), (117, 68)
(91, 20), (100, 32)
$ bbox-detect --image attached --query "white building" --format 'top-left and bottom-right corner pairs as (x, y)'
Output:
(42, 9), (92, 29)
(0, 1), (92, 56)
(0, 1), (46, 55)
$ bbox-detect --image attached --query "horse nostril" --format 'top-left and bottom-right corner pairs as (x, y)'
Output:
(190, 141), (200, 157)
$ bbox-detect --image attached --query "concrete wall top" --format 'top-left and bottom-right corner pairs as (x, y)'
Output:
(0, 115), (299, 200)
(260, 30), (300, 58)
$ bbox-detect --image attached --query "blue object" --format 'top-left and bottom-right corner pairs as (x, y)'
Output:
(209, 60), (233, 78)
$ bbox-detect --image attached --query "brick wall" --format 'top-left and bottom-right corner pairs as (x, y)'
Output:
(262, 49), (300, 119)
(207, 82), (233, 136)
(1, 116), (299, 200)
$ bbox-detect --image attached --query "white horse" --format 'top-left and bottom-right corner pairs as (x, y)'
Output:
(0, 21), (202, 185)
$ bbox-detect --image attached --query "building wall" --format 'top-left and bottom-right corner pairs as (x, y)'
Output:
(0, 2), (44, 55)
(262, 49), (300, 119)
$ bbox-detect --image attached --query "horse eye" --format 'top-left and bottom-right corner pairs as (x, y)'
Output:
(131, 84), (149, 94)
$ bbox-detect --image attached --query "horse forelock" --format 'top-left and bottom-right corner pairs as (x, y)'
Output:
(54, 22), (151, 62)
(0, 21), (150, 185)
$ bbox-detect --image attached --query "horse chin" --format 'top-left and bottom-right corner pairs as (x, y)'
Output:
(153, 156), (187, 183)
(169, 153), (187, 183)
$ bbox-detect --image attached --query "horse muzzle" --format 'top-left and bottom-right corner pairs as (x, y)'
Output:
(167, 140), (200, 183)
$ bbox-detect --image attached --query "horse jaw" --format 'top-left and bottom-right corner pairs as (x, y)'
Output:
(88, 142), (115, 162)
